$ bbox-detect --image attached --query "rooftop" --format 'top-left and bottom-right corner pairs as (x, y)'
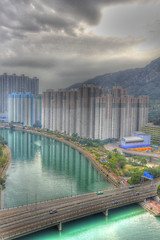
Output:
(122, 136), (144, 143)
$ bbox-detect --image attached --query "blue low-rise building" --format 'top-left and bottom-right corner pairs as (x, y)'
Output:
(121, 131), (151, 149)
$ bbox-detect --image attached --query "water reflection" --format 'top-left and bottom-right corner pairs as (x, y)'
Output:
(0, 129), (114, 208)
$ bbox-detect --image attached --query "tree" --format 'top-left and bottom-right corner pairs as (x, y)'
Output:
(141, 157), (147, 165)
(157, 185), (160, 196)
(130, 169), (142, 184)
(0, 177), (5, 187)
(33, 120), (42, 128)
(0, 156), (7, 168)
(113, 148), (118, 153)
(118, 155), (127, 168)
(108, 152), (112, 159)
(72, 133), (78, 138)
(108, 156), (118, 170)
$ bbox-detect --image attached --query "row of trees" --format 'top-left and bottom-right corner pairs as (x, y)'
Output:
(70, 133), (118, 147)
(33, 120), (42, 128)
(0, 145), (7, 168)
(0, 139), (8, 188)
(9, 120), (42, 129)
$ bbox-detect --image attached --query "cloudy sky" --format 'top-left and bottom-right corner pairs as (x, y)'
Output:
(0, 0), (160, 92)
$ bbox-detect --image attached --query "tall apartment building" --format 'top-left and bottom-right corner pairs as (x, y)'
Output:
(42, 86), (105, 138)
(0, 73), (39, 114)
(34, 94), (42, 125)
(8, 92), (42, 126)
(42, 86), (149, 140)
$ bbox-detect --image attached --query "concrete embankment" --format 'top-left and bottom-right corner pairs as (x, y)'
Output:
(139, 200), (160, 216)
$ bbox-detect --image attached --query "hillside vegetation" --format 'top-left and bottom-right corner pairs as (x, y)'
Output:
(68, 57), (160, 100)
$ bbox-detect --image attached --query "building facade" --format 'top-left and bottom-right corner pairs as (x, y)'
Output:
(142, 123), (160, 144)
(42, 86), (105, 138)
(0, 73), (39, 115)
(42, 86), (149, 140)
(121, 132), (151, 149)
(34, 94), (42, 125)
(8, 92), (42, 126)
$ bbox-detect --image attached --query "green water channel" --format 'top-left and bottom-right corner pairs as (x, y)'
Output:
(1, 129), (160, 240)
(0, 129), (113, 208)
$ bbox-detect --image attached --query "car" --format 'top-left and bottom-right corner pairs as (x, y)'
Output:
(112, 201), (118, 204)
(134, 192), (140, 196)
(49, 209), (57, 214)
(97, 191), (103, 195)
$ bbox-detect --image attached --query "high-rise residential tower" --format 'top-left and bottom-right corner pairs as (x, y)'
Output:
(8, 92), (42, 126)
(42, 85), (149, 139)
(0, 73), (39, 115)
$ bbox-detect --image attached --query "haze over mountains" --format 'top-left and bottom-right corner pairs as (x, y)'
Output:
(68, 57), (160, 100)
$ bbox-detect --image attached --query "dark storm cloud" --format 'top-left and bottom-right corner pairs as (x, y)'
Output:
(0, 0), (159, 90)
(40, 0), (157, 26)
(0, 0), (78, 35)
(0, 0), (155, 36)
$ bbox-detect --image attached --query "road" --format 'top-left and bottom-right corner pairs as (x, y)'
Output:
(104, 144), (160, 160)
(0, 183), (158, 240)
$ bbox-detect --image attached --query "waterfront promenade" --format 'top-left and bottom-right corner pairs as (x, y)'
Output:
(0, 183), (158, 240)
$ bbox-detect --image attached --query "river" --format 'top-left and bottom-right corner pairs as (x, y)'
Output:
(0, 129), (160, 240)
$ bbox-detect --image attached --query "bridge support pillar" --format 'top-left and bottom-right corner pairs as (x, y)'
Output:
(103, 209), (108, 216)
(58, 222), (62, 231)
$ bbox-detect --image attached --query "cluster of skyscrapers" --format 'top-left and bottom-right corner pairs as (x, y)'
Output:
(0, 73), (149, 140)
(0, 73), (39, 114)
(42, 85), (149, 139)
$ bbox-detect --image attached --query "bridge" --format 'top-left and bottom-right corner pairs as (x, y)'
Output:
(0, 183), (158, 240)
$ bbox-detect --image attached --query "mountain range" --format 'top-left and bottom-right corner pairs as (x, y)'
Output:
(68, 57), (160, 100)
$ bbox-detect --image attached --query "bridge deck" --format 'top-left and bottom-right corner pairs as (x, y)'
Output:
(0, 184), (158, 240)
